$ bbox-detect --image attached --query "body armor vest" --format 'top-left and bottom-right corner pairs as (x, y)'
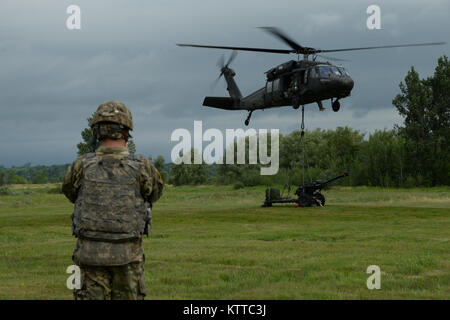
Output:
(72, 153), (147, 242)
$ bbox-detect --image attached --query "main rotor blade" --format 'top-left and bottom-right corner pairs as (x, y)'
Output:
(259, 27), (305, 53)
(319, 42), (446, 53)
(217, 54), (225, 68)
(177, 43), (293, 54)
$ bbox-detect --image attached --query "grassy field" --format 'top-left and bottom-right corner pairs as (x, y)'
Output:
(0, 184), (449, 299)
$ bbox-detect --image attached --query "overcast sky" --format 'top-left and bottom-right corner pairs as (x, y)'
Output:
(0, 0), (448, 167)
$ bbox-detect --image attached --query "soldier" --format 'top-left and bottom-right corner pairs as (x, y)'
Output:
(62, 101), (163, 300)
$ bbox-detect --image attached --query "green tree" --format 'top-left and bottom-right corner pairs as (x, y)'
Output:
(216, 135), (263, 186)
(393, 56), (450, 186)
(8, 173), (28, 184)
(169, 149), (209, 186)
(152, 155), (168, 182)
(77, 115), (98, 156)
(31, 170), (48, 184)
(153, 155), (165, 172)
(355, 130), (406, 187)
(127, 139), (136, 155)
(323, 127), (364, 173)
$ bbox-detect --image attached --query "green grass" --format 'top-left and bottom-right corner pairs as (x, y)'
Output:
(0, 184), (448, 299)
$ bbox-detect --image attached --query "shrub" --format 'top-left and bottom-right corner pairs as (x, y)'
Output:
(233, 182), (245, 190)
(47, 185), (63, 194)
(0, 186), (12, 195)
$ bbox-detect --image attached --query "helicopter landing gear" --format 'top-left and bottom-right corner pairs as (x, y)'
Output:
(317, 100), (325, 111)
(332, 99), (340, 112)
(244, 110), (253, 126)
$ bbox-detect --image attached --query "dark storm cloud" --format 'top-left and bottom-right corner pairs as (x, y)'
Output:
(0, 0), (448, 166)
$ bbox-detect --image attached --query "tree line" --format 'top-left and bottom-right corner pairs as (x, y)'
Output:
(167, 126), (446, 188)
(0, 163), (69, 185)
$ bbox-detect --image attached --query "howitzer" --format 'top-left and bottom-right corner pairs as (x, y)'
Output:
(263, 172), (349, 207)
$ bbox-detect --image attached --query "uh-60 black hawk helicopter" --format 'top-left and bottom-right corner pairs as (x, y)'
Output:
(178, 27), (445, 126)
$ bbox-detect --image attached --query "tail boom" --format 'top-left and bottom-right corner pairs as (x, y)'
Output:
(202, 97), (241, 110)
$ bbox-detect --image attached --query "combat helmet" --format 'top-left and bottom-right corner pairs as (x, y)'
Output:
(91, 101), (133, 141)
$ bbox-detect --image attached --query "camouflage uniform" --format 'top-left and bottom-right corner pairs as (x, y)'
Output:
(62, 102), (163, 300)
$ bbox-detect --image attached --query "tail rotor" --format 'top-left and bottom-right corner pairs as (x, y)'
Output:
(212, 50), (237, 89)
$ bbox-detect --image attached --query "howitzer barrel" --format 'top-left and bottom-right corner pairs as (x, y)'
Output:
(322, 172), (349, 186)
(294, 172), (349, 199)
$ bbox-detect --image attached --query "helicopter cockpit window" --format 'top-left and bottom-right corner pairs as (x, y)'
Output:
(309, 67), (317, 78)
(330, 67), (342, 76)
(319, 66), (333, 78)
(319, 66), (347, 77)
(267, 81), (273, 93)
(273, 78), (280, 91)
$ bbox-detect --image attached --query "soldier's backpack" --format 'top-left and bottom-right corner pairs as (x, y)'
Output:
(72, 153), (147, 242)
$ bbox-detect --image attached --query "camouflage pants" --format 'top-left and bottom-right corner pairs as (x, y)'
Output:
(73, 261), (146, 300)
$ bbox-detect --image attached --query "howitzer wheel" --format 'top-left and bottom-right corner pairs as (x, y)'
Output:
(313, 192), (325, 207)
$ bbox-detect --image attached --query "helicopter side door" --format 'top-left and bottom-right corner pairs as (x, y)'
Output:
(306, 66), (320, 92)
(282, 69), (306, 100)
(297, 69), (307, 91)
(272, 78), (283, 101)
(265, 77), (284, 105)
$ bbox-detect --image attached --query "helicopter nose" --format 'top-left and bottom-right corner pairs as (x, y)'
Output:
(336, 77), (354, 93)
(341, 77), (354, 91)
